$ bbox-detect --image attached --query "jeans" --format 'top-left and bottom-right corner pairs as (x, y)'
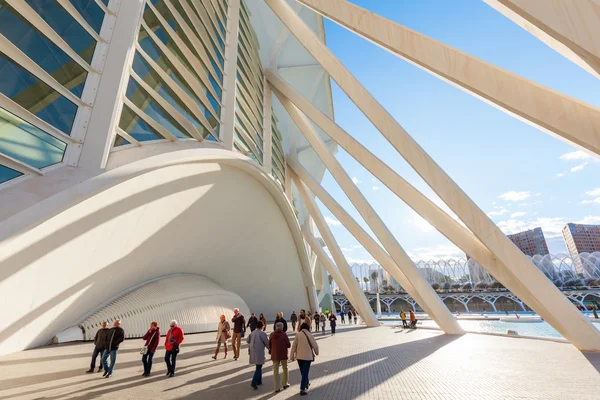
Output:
(142, 351), (155, 375)
(101, 349), (118, 374)
(292, 322), (296, 331)
(297, 359), (312, 391)
(90, 347), (103, 370)
(165, 349), (178, 374)
(402, 319), (408, 328)
(251, 364), (263, 386)
(273, 359), (288, 390)
(314, 321), (319, 332)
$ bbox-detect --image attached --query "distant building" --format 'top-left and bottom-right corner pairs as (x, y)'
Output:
(506, 227), (549, 257)
(562, 223), (600, 275)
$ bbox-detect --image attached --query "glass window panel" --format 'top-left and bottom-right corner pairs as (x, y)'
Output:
(25, 0), (97, 64)
(0, 163), (22, 184)
(0, 53), (78, 134)
(118, 105), (163, 142)
(100, 0), (108, 5)
(132, 52), (210, 139)
(113, 134), (130, 147)
(68, 0), (105, 34)
(0, 107), (67, 168)
(125, 78), (189, 139)
(0, 1), (88, 98)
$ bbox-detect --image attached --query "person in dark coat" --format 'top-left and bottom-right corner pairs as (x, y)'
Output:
(313, 312), (320, 332)
(259, 313), (267, 331)
(269, 321), (291, 392)
(340, 310), (345, 324)
(274, 312), (288, 332)
(290, 311), (298, 331)
(231, 308), (246, 360)
(247, 313), (258, 332)
(141, 322), (160, 376)
(347, 310), (353, 324)
(101, 320), (125, 378)
(329, 312), (337, 335)
(86, 321), (109, 373)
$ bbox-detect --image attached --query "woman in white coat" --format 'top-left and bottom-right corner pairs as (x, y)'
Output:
(247, 321), (269, 389)
(213, 315), (231, 359)
(290, 322), (319, 396)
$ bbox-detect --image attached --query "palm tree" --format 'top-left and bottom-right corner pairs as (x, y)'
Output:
(363, 276), (369, 291)
(382, 279), (388, 287)
(371, 271), (380, 292)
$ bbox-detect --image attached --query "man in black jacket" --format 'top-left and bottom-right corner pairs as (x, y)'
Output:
(247, 313), (258, 332)
(101, 320), (125, 378)
(274, 312), (288, 332)
(86, 321), (109, 373)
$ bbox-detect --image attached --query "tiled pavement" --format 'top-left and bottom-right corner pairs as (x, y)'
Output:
(0, 324), (599, 399)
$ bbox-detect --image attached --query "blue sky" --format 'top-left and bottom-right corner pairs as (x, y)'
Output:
(314, 0), (600, 262)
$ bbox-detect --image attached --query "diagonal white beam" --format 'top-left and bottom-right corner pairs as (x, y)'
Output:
(296, 0), (600, 157)
(302, 226), (359, 316)
(294, 173), (379, 326)
(266, 0), (600, 350)
(485, 0), (600, 79)
(289, 157), (436, 323)
(279, 92), (462, 334)
(268, 71), (537, 318)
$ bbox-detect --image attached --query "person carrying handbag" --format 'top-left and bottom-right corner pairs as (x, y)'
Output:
(164, 320), (184, 377)
(290, 322), (319, 396)
(213, 315), (231, 359)
(140, 322), (160, 376)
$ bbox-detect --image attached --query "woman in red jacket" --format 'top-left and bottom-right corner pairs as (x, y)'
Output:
(141, 322), (160, 377)
(164, 320), (184, 377)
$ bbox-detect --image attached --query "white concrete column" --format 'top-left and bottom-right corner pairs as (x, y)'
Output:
(302, 225), (375, 325)
(266, 0), (600, 350)
(77, 0), (144, 171)
(262, 80), (273, 175)
(485, 0), (600, 79)
(295, 0), (600, 157)
(218, 0), (241, 149)
(295, 176), (379, 326)
(278, 94), (462, 334)
(376, 293), (382, 318)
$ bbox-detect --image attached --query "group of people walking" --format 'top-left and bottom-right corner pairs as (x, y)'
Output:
(400, 309), (418, 329)
(86, 319), (183, 378)
(86, 307), (356, 395)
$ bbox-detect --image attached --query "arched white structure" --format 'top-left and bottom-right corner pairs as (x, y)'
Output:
(0, 149), (316, 356)
(63, 274), (250, 341)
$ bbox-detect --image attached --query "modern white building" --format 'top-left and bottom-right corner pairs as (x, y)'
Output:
(1, 0), (600, 355)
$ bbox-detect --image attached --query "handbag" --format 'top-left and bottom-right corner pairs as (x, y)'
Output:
(302, 331), (316, 361)
(140, 330), (157, 355)
(224, 330), (231, 340)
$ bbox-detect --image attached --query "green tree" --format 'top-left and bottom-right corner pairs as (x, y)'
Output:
(371, 271), (380, 292)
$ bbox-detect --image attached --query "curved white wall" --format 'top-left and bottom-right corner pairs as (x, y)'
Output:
(72, 274), (250, 341)
(0, 149), (315, 355)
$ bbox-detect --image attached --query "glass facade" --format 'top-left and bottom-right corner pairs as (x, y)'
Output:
(271, 111), (285, 187)
(114, 0), (224, 146)
(233, 0), (264, 165)
(0, 0), (109, 184)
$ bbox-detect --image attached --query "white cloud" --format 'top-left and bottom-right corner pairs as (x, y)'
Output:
(407, 245), (465, 261)
(499, 191), (530, 202)
(535, 192), (542, 197)
(325, 216), (341, 226)
(586, 188), (600, 197)
(581, 198), (600, 205)
(372, 186), (379, 191)
(487, 207), (509, 217)
(497, 217), (566, 239)
(352, 177), (360, 184)
(510, 212), (527, 218)
(579, 216), (600, 225)
(570, 163), (587, 172)
(560, 150), (593, 161)
(555, 173), (565, 178)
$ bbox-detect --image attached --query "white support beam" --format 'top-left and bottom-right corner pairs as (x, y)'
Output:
(485, 0), (600, 79)
(219, 0), (241, 149)
(262, 80), (273, 175)
(289, 157), (435, 323)
(294, 175), (378, 326)
(267, 0), (600, 350)
(267, 71), (536, 322)
(278, 92), (461, 334)
(296, 0), (600, 157)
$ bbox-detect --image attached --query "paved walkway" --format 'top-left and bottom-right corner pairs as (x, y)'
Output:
(0, 324), (599, 399)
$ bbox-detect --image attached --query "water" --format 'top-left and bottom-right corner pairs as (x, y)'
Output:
(381, 314), (600, 339)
